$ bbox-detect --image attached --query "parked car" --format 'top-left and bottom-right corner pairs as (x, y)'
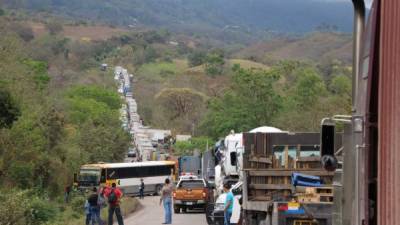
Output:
(206, 182), (242, 225)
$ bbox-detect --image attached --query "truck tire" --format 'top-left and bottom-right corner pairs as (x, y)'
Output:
(205, 204), (215, 225)
(174, 207), (180, 214)
(242, 212), (260, 225)
(155, 185), (162, 195)
(182, 207), (187, 213)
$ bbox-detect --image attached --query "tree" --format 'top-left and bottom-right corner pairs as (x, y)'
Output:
(188, 51), (206, 67)
(67, 86), (121, 110)
(173, 137), (213, 156)
(132, 45), (158, 66)
(200, 66), (282, 138)
(45, 21), (63, 35)
(155, 88), (206, 120)
(292, 68), (327, 109)
(272, 64), (340, 131)
(0, 90), (20, 128)
(78, 121), (130, 163)
(330, 75), (351, 97)
(204, 53), (225, 76)
(13, 23), (34, 42)
(24, 60), (50, 91)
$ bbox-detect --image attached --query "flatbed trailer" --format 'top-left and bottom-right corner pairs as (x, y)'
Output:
(241, 132), (340, 225)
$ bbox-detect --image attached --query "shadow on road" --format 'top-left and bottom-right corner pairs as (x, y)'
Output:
(177, 210), (205, 215)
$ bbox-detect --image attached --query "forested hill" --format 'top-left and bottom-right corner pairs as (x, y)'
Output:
(3, 0), (353, 34)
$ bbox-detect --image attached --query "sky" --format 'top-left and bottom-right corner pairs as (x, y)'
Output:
(328, 0), (373, 8)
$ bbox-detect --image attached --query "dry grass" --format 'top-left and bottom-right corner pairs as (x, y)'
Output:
(234, 32), (352, 65)
(228, 59), (269, 70)
(57, 197), (139, 225)
(185, 65), (205, 75)
(63, 25), (128, 41)
(27, 22), (128, 41)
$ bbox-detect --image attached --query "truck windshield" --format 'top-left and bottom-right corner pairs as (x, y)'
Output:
(79, 169), (100, 183)
(179, 180), (205, 188)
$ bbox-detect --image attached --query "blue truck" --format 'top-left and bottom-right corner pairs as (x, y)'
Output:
(178, 156), (201, 177)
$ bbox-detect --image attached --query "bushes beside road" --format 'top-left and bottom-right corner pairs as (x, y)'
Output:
(0, 188), (139, 225)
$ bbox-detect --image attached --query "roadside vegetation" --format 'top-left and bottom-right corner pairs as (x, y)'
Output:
(0, 5), (353, 223)
(0, 12), (131, 224)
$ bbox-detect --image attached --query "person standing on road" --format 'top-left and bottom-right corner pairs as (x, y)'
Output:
(223, 183), (234, 225)
(88, 187), (103, 225)
(97, 186), (107, 223)
(105, 183), (124, 225)
(84, 200), (92, 225)
(159, 178), (173, 224)
(139, 179), (145, 199)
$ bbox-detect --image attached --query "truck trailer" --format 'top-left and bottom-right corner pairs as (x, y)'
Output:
(241, 132), (341, 225)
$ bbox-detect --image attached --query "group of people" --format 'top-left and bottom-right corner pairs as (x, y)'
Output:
(84, 183), (124, 225)
(81, 178), (234, 225)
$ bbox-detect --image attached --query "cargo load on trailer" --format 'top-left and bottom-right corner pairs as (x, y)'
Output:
(240, 132), (341, 225)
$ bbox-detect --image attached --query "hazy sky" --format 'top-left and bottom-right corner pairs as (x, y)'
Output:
(333, 0), (372, 7)
(320, 0), (372, 8)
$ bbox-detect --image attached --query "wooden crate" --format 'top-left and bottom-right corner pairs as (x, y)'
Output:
(296, 187), (334, 203)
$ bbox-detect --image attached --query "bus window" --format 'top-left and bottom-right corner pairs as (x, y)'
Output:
(100, 169), (106, 183)
(79, 169), (101, 185)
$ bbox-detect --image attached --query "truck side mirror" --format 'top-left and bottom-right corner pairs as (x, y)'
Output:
(320, 118), (338, 171)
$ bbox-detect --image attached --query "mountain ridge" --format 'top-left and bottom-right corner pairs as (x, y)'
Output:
(3, 0), (354, 35)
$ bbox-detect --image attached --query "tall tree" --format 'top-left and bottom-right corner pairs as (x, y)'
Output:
(200, 66), (282, 138)
(155, 88), (206, 120)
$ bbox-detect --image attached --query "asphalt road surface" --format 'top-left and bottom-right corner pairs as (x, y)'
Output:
(124, 196), (208, 225)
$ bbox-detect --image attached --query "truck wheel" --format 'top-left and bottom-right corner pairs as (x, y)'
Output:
(174, 207), (180, 214)
(205, 204), (215, 225)
(155, 185), (162, 195)
(182, 207), (187, 213)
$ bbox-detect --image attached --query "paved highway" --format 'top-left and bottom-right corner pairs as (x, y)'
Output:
(124, 196), (208, 225)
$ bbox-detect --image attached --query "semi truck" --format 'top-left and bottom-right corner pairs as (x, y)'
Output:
(319, 1), (400, 225)
(240, 132), (341, 225)
(214, 127), (284, 195)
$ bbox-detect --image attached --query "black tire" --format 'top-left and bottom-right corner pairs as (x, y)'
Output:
(174, 207), (180, 214)
(182, 207), (187, 213)
(205, 204), (215, 225)
(155, 185), (162, 195)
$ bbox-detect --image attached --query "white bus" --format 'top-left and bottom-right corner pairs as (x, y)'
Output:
(77, 161), (176, 195)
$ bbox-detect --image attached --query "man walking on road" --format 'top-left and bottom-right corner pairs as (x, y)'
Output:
(139, 179), (145, 199)
(160, 178), (173, 224)
(223, 183), (234, 225)
(105, 183), (124, 225)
